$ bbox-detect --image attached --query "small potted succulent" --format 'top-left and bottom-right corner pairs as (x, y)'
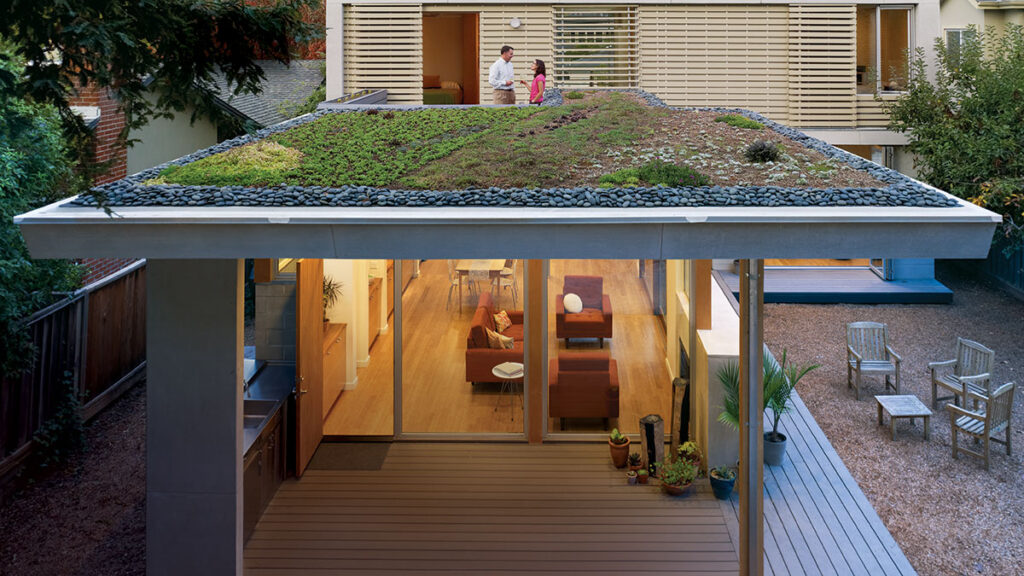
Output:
(608, 428), (630, 468)
(626, 470), (638, 485)
(636, 468), (650, 485)
(709, 466), (736, 500)
(628, 452), (643, 472)
(656, 457), (698, 496)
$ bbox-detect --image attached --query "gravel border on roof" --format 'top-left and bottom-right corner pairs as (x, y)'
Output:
(74, 89), (958, 209)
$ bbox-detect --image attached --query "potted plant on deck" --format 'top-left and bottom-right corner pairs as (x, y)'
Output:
(709, 466), (736, 500)
(637, 468), (649, 484)
(628, 452), (643, 472)
(608, 428), (630, 468)
(717, 349), (818, 466)
(656, 457), (698, 496)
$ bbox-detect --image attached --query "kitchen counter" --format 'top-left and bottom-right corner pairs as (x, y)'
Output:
(243, 364), (293, 455)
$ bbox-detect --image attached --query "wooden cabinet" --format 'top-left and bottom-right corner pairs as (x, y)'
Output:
(386, 260), (395, 319)
(368, 277), (382, 350)
(243, 408), (285, 543)
(322, 323), (347, 419)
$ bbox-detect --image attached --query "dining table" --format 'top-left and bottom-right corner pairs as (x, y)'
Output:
(455, 259), (507, 312)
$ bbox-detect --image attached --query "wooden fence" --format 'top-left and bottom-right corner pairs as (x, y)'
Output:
(981, 237), (1024, 300)
(0, 261), (146, 480)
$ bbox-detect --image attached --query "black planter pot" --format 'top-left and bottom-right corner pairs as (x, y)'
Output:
(764, 432), (787, 466)
(709, 474), (735, 500)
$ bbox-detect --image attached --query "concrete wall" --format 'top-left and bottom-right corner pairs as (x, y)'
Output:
(255, 281), (296, 364)
(127, 93), (218, 174)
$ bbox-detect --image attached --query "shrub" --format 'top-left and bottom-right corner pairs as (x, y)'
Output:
(744, 140), (782, 163)
(599, 159), (710, 188)
(564, 91), (585, 99)
(657, 457), (698, 486)
(714, 114), (763, 130)
(30, 373), (85, 470)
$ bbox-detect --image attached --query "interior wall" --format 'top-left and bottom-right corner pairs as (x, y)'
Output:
(423, 14), (465, 85)
(324, 259), (358, 385)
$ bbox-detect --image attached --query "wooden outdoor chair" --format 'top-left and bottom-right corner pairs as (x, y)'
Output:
(846, 322), (902, 400)
(928, 337), (994, 409)
(948, 381), (1015, 470)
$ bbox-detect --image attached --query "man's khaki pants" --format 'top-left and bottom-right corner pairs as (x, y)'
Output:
(493, 89), (516, 105)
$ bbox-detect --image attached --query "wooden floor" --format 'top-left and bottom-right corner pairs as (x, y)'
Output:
(245, 443), (739, 575)
(722, 390), (917, 576)
(324, 259), (670, 436)
(719, 268), (953, 304)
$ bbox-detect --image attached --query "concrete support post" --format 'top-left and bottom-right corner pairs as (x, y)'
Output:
(147, 259), (244, 576)
(738, 259), (765, 576)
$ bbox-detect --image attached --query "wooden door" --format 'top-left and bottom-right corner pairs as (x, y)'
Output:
(295, 259), (324, 476)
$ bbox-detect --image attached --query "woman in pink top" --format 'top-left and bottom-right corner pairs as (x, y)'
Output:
(520, 59), (546, 105)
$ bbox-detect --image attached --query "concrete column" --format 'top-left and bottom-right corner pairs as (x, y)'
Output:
(147, 259), (244, 576)
(326, 0), (345, 100)
(738, 259), (765, 576)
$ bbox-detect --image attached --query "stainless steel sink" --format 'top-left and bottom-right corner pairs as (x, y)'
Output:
(243, 399), (278, 429)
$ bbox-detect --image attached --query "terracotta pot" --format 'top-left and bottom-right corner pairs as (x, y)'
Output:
(637, 473), (649, 485)
(609, 438), (630, 468)
(629, 464), (642, 473)
(660, 481), (692, 496)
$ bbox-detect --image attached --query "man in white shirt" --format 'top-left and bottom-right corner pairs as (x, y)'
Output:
(488, 45), (515, 105)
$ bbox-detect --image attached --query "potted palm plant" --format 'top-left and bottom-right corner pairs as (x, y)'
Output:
(322, 275), (344, 323)
(608, 428), (630, 468)
(717, 349), (818, 466)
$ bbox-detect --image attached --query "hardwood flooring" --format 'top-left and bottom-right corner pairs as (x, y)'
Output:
(245, 443), (738, 575)
(324, 259), (670, 436)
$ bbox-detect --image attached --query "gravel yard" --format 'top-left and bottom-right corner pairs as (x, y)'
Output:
(765, 263), (1024, 576)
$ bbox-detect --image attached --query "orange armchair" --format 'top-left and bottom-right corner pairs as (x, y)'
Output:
(556, 275), (612, 348)
(549, 352), (619, 430)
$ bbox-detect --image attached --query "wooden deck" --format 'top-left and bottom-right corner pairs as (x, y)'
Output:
(718, 268), (952, 304)
(722, 390), (917, 576)
(246, 417), (916, 575)
(245, 443), (738, 575)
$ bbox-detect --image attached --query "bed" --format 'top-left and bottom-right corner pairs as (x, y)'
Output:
(423, 76), (463, 105)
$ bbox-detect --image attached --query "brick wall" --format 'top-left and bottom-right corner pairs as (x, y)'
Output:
(69, 84), (127, 184)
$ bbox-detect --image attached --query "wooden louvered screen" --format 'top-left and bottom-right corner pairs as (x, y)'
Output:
(427, 4), (553, 102)
(343, 4), (423, 104)
(788, 4), (857, 127)
(638, 5), (790, 121)
(553, 5), (639, 88)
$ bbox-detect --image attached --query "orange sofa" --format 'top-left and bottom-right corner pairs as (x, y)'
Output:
(549, 352), (620, 429)
(556, 275), (613, 348)
(466, 293), (524, 383)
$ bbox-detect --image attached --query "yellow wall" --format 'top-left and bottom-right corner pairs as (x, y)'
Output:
(423, 14), (465, 84)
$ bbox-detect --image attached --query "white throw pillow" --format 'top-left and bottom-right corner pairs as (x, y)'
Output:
(563, 293), (583, 314)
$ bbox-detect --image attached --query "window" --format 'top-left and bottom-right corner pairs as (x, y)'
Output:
(553, 6), (638, 88)
(857, 6), (913, 94)
(945, 28), (976, 67)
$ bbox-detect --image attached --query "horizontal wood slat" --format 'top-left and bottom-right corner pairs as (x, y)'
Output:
(788, 4), (857, 128)
(344, 4), (423, 104)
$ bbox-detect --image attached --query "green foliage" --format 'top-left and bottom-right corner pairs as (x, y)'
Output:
(162, 107), (537, 187)
(637, 468), (649, 476)
(656, 457), (698, 486)
(677, 441), (702, 467)
(744, 140), (781, 163)
(609, 428), (629, 445)
(322, 275), (343, 320)
(1, 0), (318, 180)
(158, 141), (303, 187)
(564, 91), (585, 99)
(711, 466), (735, 481)
(717, 349), (819, 440)
(599, 159), (710, 188)
(714, 114), (763, 130)
(30, 372), (85, 470)
(0, 50), (83, 377)
(628, 452), (642, 466)
(885, 25), (1024, 241)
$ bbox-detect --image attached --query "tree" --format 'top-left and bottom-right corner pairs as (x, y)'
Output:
(0, 0), (318, 166)
(884, 25), (1024, 243)
(0, 51), (82, 377)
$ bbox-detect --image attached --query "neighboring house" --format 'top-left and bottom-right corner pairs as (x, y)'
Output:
(941, 0), (1024, 39)
(69, 61), (324, 284)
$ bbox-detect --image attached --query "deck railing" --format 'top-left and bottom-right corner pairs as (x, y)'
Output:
(0, 261), (147, 481)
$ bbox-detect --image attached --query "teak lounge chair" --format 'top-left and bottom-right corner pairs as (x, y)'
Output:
(928, 337), (994, 409)
(846, 322), (901, 400)
(948, 381), (1015, 470)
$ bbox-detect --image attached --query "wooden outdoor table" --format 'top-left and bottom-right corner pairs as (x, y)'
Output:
(875, 394), (932, 441)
